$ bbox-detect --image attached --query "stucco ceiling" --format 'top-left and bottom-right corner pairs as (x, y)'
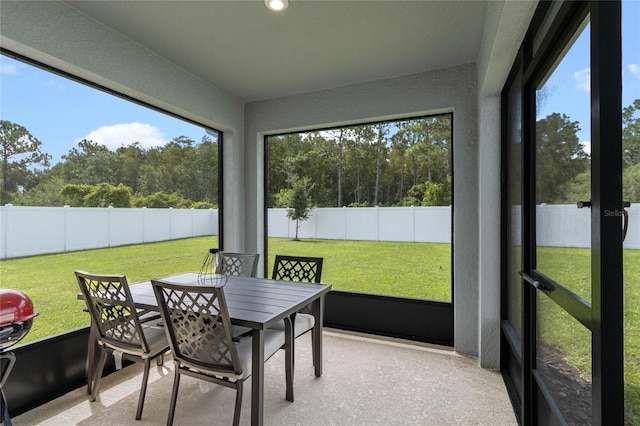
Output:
(64, 0), (489, 103)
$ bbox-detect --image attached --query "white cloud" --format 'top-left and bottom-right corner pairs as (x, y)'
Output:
(629, 64), (640, 79)
(581, 140), (591, 156)
(46, 79), (66, 91)
(574, 67), (590, 92)
(0, 63), (17, 75)
(80, 123), (167, 150)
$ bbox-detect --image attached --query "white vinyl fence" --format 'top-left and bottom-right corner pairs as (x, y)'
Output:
(2, 204), (640, 259)
(268, 206), (451, 243)
(511, 204), (640, 249)
(0, 205), (218, 259)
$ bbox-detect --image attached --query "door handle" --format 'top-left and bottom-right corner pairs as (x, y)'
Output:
(623, 201), (631, 241)
(577, 200), (631, 241)
(519, 271), (552, 291)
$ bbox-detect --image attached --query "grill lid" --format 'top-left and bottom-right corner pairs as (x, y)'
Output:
(0, 289), (38, 326)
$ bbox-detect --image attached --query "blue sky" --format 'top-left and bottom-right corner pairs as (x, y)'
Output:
(1, 2), (639, 165)
(0, 58), (210, 164)
(537, 1), (640, 155)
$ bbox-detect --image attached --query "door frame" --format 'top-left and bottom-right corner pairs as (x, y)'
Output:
(500, 1), (624, 424)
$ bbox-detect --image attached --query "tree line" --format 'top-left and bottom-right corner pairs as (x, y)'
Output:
(268, 99), (640, 208)
(0, 99), (638, 209)
(533, 99), (640, 204)
(0, 121), (218, 208)
(268, 115), (453, 208)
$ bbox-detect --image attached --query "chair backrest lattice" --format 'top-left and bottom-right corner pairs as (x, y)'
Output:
(272, 255), (324, 283)
(75, 271), (149, 353)
(152, 281), (242, 376)
(219, 252), (260, 277)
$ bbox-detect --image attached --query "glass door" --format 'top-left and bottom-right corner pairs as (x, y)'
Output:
(532, 18), (593, 425)
(501, 2), (625, 424)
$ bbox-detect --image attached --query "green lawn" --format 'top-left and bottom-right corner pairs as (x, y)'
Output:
(0, 236), (219, 342)
(0, 236), (451, 342)
(267, 238), (452, 300)
(1, 237), (638, 421)
(536, 246), (640, 424)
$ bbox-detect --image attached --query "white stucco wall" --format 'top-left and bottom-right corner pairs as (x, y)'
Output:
(478, 95), (502, 369)
(0, 0), (246, 249)
(244, 64), (480, 358)
(475, 0), (536, 368)
(477, 0), (538, 98)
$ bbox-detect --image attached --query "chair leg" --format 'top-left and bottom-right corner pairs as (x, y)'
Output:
(1, 386), (13, 426)
(90, 348), (108, 402)
(232, 381), (243, 426)
(167, 366), (181, 426)
(284, 316), (294, 402)
(311, 329), (317, 368)
(86, 324), (97, 395)
(135, 359), (152, 420)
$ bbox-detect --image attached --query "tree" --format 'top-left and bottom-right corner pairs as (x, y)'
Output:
(325, 128), (350, 206)
(12, 176), (66, 206)
(624, 163), (640, 203)
(56, 139), (116, 185)
(299, 132), (339, 207)
(373, 123), (390, 206)
(18, 135), (222, 206)
(557, 171), (590, 204)
(422, 177), (452, 206)
(0, 120), (51, 203)
(284, 177), (312, 241)
(60, 183), (93, 206)
(265, 116), (453, 208)
(545, 99), (639, 203)
(134, 191), (191, 208)
(114, 142), (146, 193)
(60, 182), (132, 207)
(389, 130), (409, 202)
(136, 153), (173, 196)
(83, 183), (132, 207)
(195, 135), (219, 204)
(385, 117), (451, 206)
(267, 134), (303, 205)
(623, 99), (640, 167)
(623, 101), (640, 201)
(345, 126), (376, 206)
(535, 113), (588, 203)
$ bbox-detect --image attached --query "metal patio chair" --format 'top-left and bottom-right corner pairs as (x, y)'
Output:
(272, 255), (324, 285)
(75, 270), (170, 421)
(218, 251), (260, 277)
(151, 279), (292, 426)
(271, 255), (324, 368)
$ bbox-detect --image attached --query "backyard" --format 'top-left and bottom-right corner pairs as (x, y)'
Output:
(0, 236), (452, 342)
(0, 236), (637, 421)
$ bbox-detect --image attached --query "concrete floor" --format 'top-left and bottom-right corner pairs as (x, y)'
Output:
(13, 330), (517, 425)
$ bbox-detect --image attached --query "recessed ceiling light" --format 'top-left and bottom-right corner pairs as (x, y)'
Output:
(265, 0), (288, 12)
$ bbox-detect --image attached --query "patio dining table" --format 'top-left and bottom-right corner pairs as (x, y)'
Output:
(81, 272), (331, 426)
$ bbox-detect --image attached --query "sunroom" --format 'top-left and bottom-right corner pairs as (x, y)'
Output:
(0, 1), (636, 424)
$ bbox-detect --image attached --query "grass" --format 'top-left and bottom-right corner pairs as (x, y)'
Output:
(536, 246), (640, 424)
(0, 236), (219, 342)
(1, 237), (638, 421)
(267, 238), (452, 300)
(0, 236), (451, 343)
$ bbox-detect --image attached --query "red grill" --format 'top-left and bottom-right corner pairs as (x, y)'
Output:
(0, 289), (38, 351)
(1, 289), (38, 426)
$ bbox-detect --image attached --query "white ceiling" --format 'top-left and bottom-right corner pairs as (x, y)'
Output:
(64, 1), (489, 103)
